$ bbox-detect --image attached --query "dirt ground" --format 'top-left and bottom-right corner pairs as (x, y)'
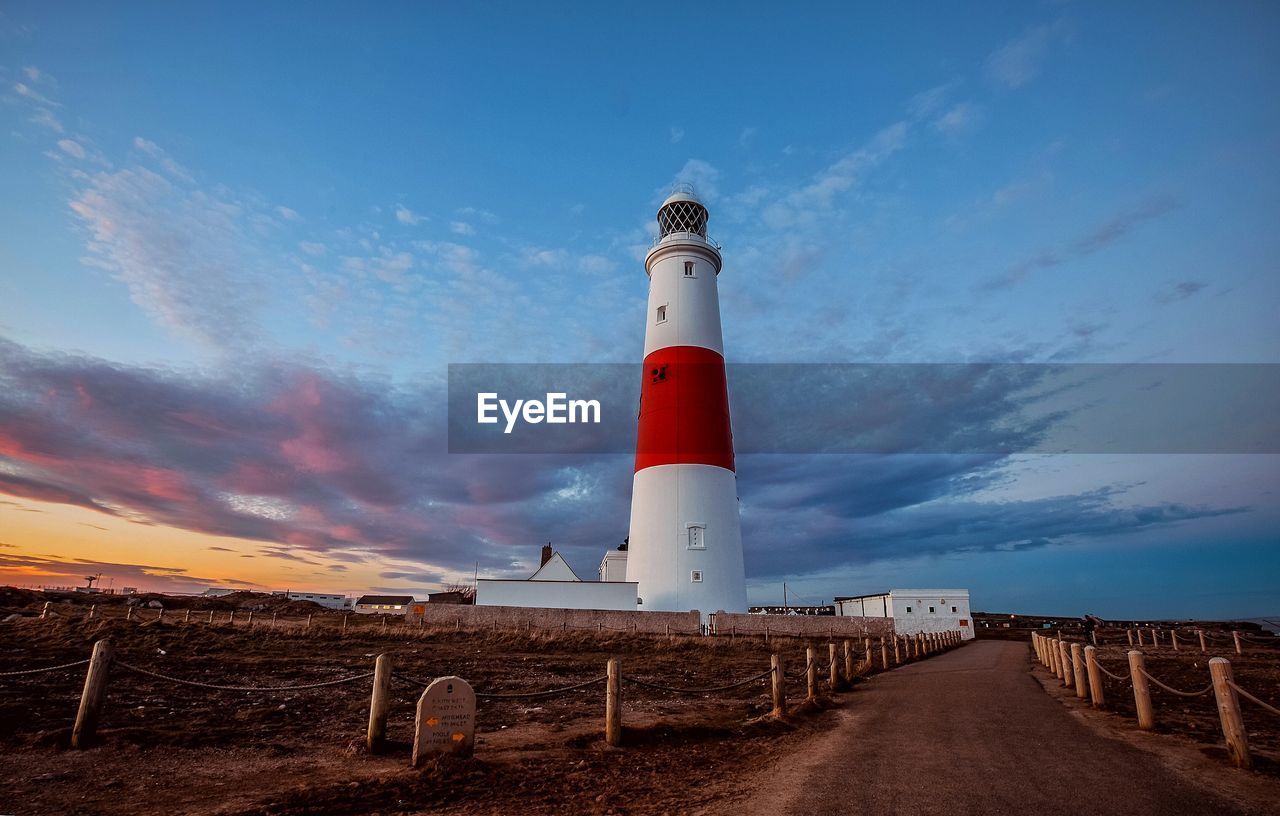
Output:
(1030, 629), (1280, 777)
(0, 589), (874, 815)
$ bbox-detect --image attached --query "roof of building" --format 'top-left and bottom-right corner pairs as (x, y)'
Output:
(529, 551), (581, 582)
(355, 595), (414, 605)
(834, 592), (891, 602)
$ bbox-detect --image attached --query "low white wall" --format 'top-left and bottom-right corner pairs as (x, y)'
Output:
(476, 579), (638, 611)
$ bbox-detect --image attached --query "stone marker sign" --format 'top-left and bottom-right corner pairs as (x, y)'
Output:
(411, 675), (476, 766)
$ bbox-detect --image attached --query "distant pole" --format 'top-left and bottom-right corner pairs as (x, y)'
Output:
(806, 647), (817, 702)
(1198, 629), (1206, 653)
(1232, 630), (1242, 655)
(782, 582), (788, 614)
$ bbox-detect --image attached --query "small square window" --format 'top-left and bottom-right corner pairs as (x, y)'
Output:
(929, 606), (935, 614)
(905, 606), (912, 613)
(690, 570), (703, 583)
(684, 261), (695, 277)
(656, 304), (667, 323)
(951, 606), (957, 613)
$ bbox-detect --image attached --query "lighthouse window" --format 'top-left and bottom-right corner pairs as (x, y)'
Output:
(687, 523), (705, 549)
(656, 304), (667, 324)
(690, 570), (704, 583)
(684, 261), (696, 277)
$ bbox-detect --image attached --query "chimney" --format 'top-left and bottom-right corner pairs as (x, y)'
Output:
(540, 543), (553, 567)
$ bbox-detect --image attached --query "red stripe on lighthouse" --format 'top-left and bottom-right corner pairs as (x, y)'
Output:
(635, 345), (735, 473)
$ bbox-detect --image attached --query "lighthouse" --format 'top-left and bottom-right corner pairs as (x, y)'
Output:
(626, 185), (748, 614)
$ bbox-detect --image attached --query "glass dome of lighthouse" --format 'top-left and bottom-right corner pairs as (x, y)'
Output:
(657, 182), (709, 239)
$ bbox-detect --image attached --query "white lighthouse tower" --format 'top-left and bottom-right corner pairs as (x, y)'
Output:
(626, 185), (748, 614)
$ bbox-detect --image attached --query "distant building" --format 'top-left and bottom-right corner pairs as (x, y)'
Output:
(354, 594), (415, 615)
(427, 591), (470, 605)
(476, 543), (638, 611)
(598, 549), (628, 583)
(835, 589), (975, 640)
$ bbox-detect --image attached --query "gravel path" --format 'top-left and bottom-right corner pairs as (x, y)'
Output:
(723, 639), (1278, 816)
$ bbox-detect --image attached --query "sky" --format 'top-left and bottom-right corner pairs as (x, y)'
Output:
(0, 2), (1277, 618)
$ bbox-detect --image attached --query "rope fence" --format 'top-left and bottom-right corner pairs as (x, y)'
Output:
(1029, 631), (1276, 771)
(2, 627), (971, 761)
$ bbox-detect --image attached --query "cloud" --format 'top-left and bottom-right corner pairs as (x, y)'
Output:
(1155, 281), (1207, 304)
(12, 82), (59, 107)
(934, 102), (981, 134)
(669, 126), (685, 144)
(667, 159), (720, 203)
(276, 206), (301, 222)
(0, 551), (229, 594)
(395, 205), (425, 225)
(132, 137), (194, 182)
(982, 195), (1180, 290)
(56, 139), (86, 159)
(985, 21), (1069, 89)
(449, 221), (475, 236)
(29, 108), (62, 133)
(68, 164), (264, 349)
(0, 337), (1253, 588)
(761, 122), (907, 229)
(299, 241), (327, 257)
(739, 127), (757, 148)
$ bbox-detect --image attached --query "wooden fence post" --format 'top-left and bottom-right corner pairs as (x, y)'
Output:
(1209, 658), (1251, 769)
(843, 640), (854, 683)
(156, 608), (164, 624)
(1084, 645), (1104, 706)
(1071, 643), (1087, 699)
(207, 610), (214, 624)
(183, 609), (191, 624)
(1128, 650), (1154, 730)
(827, 643), (839, 690)
(806, 647), (818, 702)
(893, 636), (901, 665)
(125, 606), (134, 622)
(1198, 629), (1206, 653)
(271, 612), (278, 629)
(367, 653), (393, 752)
(307, 613), (313, 630)
(41, 601), (51, 620)
(1232, 631), (1242, 655)
(1059, 640), (1073, 687)
(605, 658), (622, 746)
(1171, 630), (1179, 651)
(229, 610), (235, 625)
(71, 639), (113, 749)
(342, 614), (349, 634)
(247, 610), (254, 628)
(87, 604), (96, 620)
(770, 654), (786, 717)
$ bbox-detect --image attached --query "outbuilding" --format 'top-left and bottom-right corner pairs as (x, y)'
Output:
(834, 588), (975, 640)
(353, 594), (415, 615)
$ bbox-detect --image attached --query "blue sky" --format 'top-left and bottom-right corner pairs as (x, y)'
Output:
(0, 2), (1277, 617)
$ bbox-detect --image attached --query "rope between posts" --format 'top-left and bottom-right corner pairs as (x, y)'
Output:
(784, 659), (816, 680)
(1137, 668), (1213, 698)
(392, 674), (438, 688)
(1093, 660), (1131, 682)
(623, 668), (774, 695)
(115, 661), (375, 691)
(0, 658), (91, 677)
(475, 675), (608, 700)
(1228, 682), (1280, 717)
